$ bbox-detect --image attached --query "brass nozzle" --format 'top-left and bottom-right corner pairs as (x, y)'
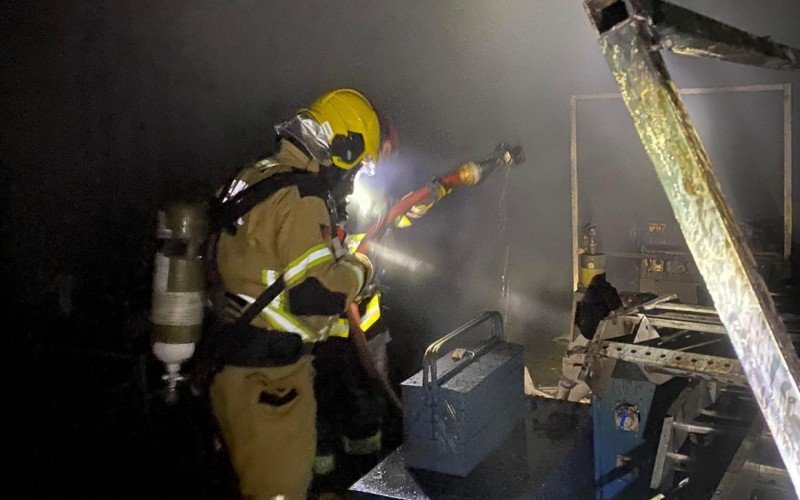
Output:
(458, 162), (482, 185)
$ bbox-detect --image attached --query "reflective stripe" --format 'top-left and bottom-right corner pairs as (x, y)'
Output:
(326, 293), (382, 339)
(328, 319), (350, 338)
(236, 294), (314, 342)
(360, 293), (381, 331)
(395, 214), (413, 228)
(263, 307), (314, 341)
(284, 244), (334, 286)
(221, 179), (249, 226)
(221, 179), (248, 203)
(344, 233), (365, 254)
(260, 269), (285, 309)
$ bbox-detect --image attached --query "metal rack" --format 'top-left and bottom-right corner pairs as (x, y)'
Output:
(581, 295), (799, 497)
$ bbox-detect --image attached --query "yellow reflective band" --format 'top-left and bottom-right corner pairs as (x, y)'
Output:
(262, 307), (315, 341)
(325, 294), (381, 338)
(394, 215), (413, 228)
(235, 294), (314, 342)
(360, 293), (381, 331)
(329, 319), (350, 338)
(260, 269), (285, 308)
(344, 233), (365, 254)
(284, 244), (334, 286)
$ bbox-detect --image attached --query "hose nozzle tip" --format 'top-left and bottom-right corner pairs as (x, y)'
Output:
(495, 143), (526, 166)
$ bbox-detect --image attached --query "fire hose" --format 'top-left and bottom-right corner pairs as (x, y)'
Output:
(346, 143), (526, 411)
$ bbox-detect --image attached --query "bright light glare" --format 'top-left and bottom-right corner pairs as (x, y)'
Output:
(351, 174), (379, 219)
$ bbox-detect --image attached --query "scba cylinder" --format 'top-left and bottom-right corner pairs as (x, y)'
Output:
(151, 202), (208, 370)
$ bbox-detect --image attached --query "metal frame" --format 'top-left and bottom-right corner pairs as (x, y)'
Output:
(582, 294), (798, 494)
(583, 0), (800, 491)
(585, 295), (800, 381)
(785, 84), (793, 260)
(712, 418), (795, 498)
(711, 419), (765, 499)
(623, 314), (727, 334)
(570, 83), (793, 290)
(600, 340), (747, 386)
(631, 301), (800, 338)
(617, 0), (800, 71)
(651, 381), (717, 489)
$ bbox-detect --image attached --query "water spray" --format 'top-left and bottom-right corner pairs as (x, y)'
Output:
(347, 143), (527, 410)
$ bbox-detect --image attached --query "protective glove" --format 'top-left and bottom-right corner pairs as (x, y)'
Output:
(346, 251), (374, 290)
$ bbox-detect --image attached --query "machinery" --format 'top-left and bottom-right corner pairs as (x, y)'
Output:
(601, 219), (788, 306)
(633, 221), (707, 305)
(582, 0), (800, 495)
(580, 292), (800, 498)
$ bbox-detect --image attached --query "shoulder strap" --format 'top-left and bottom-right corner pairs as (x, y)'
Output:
(234, 276), (286, 329)
(210, 170), (314, 235)
(210, 169), (333, 329)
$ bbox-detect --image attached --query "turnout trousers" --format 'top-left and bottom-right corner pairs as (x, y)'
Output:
(210, 355), (317, 500)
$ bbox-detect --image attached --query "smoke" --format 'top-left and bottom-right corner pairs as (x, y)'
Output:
(4, 0), (800, 385)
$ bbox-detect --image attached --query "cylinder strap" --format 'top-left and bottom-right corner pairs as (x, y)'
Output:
(152, 291), (204, 326)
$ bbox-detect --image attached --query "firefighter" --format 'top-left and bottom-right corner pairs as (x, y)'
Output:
(209, 88), (381, 499)
(312, 115), (398, 481)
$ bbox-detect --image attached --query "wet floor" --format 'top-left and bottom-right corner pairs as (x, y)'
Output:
(351, 397), (594, 499)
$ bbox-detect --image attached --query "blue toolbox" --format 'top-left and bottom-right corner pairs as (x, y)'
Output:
(401, 311), (526, 476)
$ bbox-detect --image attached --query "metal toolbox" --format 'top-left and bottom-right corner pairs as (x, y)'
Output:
(401, 311), (526, 476)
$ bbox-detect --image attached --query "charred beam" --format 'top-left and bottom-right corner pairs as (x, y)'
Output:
(587, 0), (800, 70)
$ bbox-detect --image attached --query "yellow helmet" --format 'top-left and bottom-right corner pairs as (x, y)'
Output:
(301, 88), (380, 171)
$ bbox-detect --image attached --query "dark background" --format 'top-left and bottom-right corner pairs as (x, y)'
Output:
(2, 0), (799, 496)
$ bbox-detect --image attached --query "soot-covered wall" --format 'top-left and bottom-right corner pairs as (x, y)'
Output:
(4, 0), (799, 384)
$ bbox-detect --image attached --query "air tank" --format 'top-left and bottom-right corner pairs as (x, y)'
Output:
(151, 202), (208, 401)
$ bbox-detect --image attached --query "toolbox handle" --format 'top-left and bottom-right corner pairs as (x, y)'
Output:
(423, 311), (504, 389)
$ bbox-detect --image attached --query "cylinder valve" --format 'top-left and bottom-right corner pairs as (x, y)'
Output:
(579, 223), (605, 290)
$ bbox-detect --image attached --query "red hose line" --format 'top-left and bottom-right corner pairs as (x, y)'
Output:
(347, 170), (469, 411)
(356, 171), (466, 254)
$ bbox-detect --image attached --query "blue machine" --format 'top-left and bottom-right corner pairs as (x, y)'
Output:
(592, 361), (657, 499)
